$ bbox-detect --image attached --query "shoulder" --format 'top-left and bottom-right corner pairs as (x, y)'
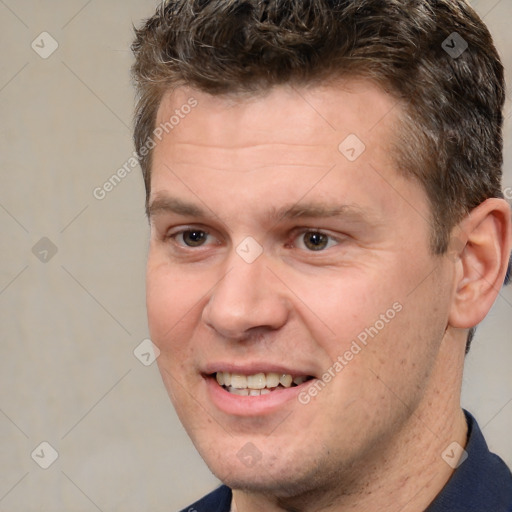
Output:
(426, 410), (512, 511)
(179, 485), (232, 512)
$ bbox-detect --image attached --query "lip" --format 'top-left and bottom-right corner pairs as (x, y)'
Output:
(203, 373), (315, 416)
(202, 362), (314, 377)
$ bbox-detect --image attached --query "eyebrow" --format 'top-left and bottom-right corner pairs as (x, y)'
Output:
(148, 196), (206, 218)
(267, 203), (371, 222)
(148, 194), (374, 224)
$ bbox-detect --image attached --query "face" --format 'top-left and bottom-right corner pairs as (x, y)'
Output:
(146, 82), (454, 496)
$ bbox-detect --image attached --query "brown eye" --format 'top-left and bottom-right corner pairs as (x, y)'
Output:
(303, 231), (329, 251)
(181, 230), (208, 247)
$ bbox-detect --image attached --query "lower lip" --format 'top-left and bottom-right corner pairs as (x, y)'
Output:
(204, 376), (312, 416)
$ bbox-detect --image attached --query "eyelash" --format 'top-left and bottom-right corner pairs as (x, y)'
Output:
(166, 227), (341, 252)
(167, 228), (219, 248)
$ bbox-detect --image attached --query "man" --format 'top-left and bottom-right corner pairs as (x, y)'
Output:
(131, 0), (512, 510)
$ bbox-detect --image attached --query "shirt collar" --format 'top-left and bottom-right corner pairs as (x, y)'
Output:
(425, 409), (512, 511)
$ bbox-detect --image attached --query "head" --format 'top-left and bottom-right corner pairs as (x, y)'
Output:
(131, 0), (511, 501)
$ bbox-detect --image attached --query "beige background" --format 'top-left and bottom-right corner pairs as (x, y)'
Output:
(0, 1), (511, 510)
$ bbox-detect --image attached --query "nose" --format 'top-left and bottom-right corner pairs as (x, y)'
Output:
(201, 253), (290, 341)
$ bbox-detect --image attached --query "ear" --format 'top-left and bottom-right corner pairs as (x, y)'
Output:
(448, 198), (512, 330)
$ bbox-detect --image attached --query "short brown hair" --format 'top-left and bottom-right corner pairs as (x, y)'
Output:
(131, 0), (507, 351)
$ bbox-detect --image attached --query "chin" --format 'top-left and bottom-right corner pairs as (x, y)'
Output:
(195, 436), (335, 499)
(218, 468), (310, 497)
(221, 469), (334, 501)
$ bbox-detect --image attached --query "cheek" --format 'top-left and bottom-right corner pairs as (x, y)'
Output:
(146, 258), (201, 351)
(286, 268), (402, 359)
(291, 258), (445, 385)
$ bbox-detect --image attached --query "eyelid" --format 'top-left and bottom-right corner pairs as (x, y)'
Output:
(163, 225), (344, 251)
(165, 225), (219, 247)
(165, 223), (211, 237)
(289, 228), (342, 250)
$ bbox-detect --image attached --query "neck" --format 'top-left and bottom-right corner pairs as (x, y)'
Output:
(232, 332), (468, 512)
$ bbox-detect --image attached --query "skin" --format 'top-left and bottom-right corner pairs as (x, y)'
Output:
(145, 82), (511, 511)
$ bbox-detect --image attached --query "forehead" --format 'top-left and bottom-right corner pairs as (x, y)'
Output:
(154, 81), (401, 156)
(149, 81), (428, 225)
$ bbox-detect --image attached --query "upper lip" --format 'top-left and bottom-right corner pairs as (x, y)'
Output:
(202, 363), (315, 378)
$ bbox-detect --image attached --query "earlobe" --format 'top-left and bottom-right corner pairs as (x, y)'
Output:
(448, 198), (512, 330)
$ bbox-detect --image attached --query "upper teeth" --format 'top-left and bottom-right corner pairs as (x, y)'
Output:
(216, 372), (308, 390)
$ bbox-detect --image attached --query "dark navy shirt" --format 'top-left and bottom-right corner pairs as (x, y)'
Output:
(180, 411), (512, 512)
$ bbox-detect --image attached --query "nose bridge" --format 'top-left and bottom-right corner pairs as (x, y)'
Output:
(202, 248), (288, 339)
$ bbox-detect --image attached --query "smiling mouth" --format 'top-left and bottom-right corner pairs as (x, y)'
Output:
(213, 371), (313, 396)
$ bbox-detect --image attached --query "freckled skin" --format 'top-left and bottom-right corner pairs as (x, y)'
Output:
(146, 83), (476, 511)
